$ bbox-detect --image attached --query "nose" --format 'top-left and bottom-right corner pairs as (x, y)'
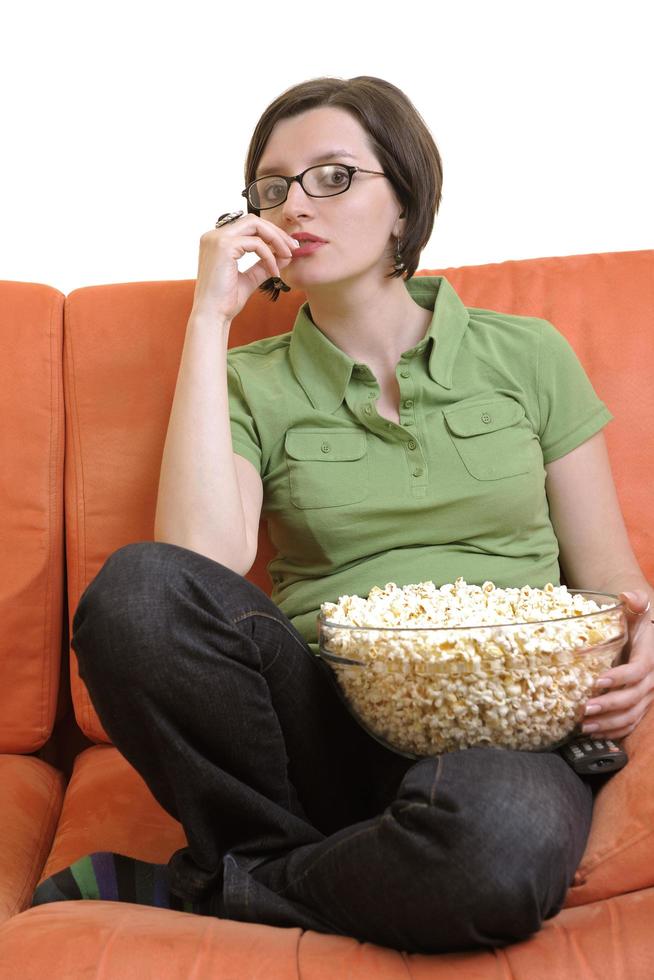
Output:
(280, 177), (313, 220)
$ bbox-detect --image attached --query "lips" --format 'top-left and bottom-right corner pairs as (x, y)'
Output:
(291, 237), (327, 257)
(291, 233), (328, 244)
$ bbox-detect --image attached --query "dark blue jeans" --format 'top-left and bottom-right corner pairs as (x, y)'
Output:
(71, 541), (597, 954)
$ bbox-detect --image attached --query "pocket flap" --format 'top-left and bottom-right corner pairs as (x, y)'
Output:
(443, 398), (525, 437)
(285, 429), (367, 461)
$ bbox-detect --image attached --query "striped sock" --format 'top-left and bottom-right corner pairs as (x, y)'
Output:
(30, 852), (221, 916)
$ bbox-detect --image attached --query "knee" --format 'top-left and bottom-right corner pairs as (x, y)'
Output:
(73, 542), (158, 625)
(457, 829), (571, 946)
(386, 751), (590, 949)
(71, 542), (179, 675)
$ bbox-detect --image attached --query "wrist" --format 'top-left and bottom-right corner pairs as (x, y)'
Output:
(189, 307), (232, 332)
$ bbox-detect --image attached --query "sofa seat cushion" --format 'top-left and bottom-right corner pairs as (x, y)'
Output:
(38, 744), (185, 881)
(3, 887), (654, 978)
(0, 755), (64, 924)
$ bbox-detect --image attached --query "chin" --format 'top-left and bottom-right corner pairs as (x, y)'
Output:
(284, 261), (368, 292)
(282, 265), (328, 289)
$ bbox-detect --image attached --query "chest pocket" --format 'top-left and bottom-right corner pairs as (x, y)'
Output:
(443, 397), (538, 481)
(285, 429), (369, 509)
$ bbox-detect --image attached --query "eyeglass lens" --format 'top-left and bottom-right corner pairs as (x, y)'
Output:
(249, 164), (351, 209)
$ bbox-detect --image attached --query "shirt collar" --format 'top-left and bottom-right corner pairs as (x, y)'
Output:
(288, 275), (470, 413)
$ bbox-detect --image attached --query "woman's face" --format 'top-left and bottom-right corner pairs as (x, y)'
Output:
(253, 106), (405, 292)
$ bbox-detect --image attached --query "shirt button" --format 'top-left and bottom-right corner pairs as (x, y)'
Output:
(412, 467), (424, 477)
(321, 442), (331, 453)
(481, 413), (492, 424)
(404, 399), (414, 409)
(364, 405), (372, 415)
(407, 440), (416, 450)
(400, 369), (410, 378)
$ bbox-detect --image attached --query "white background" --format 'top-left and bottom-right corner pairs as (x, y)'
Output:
(1, 0), (652, 295)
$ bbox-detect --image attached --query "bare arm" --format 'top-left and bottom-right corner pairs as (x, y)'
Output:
(154, 312), (261, 574)
(153, 214), (296, 575)
(546, 430), (654, 741)
(544, 429), (654, 604)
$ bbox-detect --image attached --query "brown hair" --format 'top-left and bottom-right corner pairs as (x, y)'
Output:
(243, 76), (443, 301)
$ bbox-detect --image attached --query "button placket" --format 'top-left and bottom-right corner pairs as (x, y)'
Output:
(403, 419), (426, 486)
(400, 396), (416, 427)
(409, 452), (427, 494)
(397, 364), (416, 427)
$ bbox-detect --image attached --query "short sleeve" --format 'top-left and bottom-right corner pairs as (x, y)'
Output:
(226, 358), (262, 473)
(537, 319), (614, 464)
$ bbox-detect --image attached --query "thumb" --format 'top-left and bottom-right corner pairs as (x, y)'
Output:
(619, 590), (651, 614)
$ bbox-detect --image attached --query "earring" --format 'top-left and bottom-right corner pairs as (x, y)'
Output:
(271, 277), (291, 292)
(394, 236), (406, 273)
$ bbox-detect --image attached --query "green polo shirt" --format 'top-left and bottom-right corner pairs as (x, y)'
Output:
(226, 275), (613, 655)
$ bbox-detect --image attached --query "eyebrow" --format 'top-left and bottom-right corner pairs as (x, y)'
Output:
(255, 150), (358, 178)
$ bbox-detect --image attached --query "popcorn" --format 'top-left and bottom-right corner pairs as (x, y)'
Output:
(319, 578), (625, 756)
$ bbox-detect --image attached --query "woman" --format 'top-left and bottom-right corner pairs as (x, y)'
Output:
(32, 76), (654, 955)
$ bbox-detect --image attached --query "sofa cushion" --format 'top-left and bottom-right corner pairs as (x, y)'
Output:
(564, 698), (654, 908)
(38, 745), (185, 880)
(0, 755), (64, 923)
(3, 886), (654, 978)
(0, 281), (66, 753)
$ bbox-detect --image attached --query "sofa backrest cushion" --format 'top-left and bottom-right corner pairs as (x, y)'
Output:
(0, 281), (66, 753)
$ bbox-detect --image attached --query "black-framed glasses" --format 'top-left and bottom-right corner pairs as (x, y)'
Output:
(241, 163), (387, 211)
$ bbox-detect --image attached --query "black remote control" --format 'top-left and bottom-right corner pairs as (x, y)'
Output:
(557, 735), (628, 775)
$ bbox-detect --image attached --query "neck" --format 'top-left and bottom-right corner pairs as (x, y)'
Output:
(302, 273), (433, 376)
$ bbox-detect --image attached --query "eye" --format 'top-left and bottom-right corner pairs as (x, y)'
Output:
(324, 165), (349, 185)
(261, 178), (287, 203)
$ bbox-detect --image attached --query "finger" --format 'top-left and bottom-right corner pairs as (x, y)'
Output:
(619, 590), (651, 615)
(216, 215), (296, 259)
(235, 236), (284, 278)
(586, 681), (647, 716)
(620, 592), (652, 653)
(588, 709), (646, 739)
(593, 722), (637, 740)
(596, 659), (650, 690)
(584, 714), (636, 738)
(584, 692), (654, 733)
(593, 667), (646, 698)
(252, 218), (298, 256)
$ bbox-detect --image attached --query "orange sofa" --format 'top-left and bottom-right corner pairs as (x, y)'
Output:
(1, 249), (654, 978)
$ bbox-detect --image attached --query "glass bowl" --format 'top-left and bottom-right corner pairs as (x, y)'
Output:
(317, 590), (627, 757)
